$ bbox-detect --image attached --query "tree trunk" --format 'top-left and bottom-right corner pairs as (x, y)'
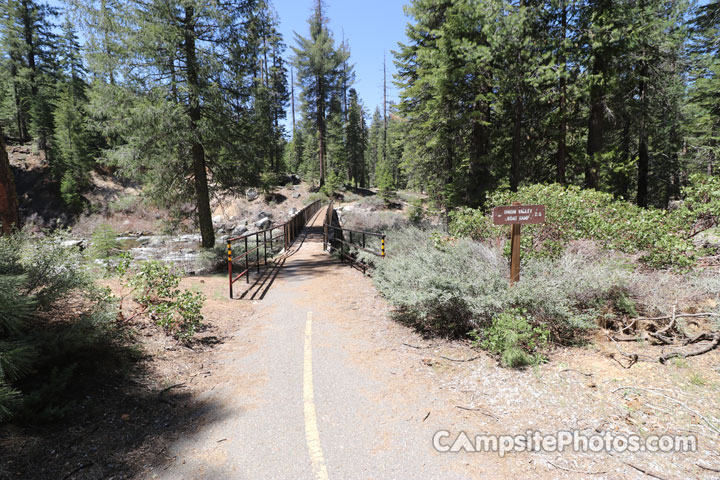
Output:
(467, 98), (490, 206)
(510, 100), (522, 192)
(316, 75), (326, 187)
(184, 6), (214, 249)
(619, 116), (631, 198)
(585, 54), (605, 189)
(0, 126), (21, 234)
(636, 74), (649, 208)
(557, 1), (568, 184)
(12, 77), (27, 141)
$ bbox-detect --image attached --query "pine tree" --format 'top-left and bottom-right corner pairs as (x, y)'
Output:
(52, 18), (98, 211)
(685, 0), (720, 175)
(366, 108), (382, 187)
(345, 88), (366, 187)
(84, 0), (271, 248)
(0, 0), (58, 153)
(291, 0), (347, 187)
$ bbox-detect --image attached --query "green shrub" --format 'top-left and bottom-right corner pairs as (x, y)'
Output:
(0, 230), (127, 423)
(674, 174), (720, 238)
(480, 310), (549, 368)
(60, 172), (86, 212)
(108, 194), (141, 214)
(373, 227), (634, 342)
(307, 192), (328, 204)
(408, 198), (425, 224)
(89, 223), (121, 260)
(118, 257), (205, 340)
(449, 183), (696, 268)
(320, 171), (343, 197)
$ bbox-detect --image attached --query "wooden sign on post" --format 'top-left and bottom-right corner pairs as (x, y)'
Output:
(492, 202), (546, 285)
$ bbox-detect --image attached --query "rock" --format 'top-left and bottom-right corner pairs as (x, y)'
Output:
(255, 217), (272, 230)
(668, 200), (684, 212)
(256, 211), (272, 219)
(212, 215), (224, 225)
(289, 208), (298, 216)
(289, 174), (301, 185)
(61, 239), (85, 250)
(246, 188), (259, 201)
(231, 225), (248, 236)
(292, 193), (301, 199)
(148, 236), (165, 247)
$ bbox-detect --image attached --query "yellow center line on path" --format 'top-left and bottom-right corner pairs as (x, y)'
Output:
(304, 311), (329, 480)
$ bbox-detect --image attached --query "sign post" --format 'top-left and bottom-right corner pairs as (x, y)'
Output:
(492, 202), (545, 285)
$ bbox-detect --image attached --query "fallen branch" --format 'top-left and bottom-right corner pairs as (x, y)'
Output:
(158, 383), (187, 407)
(684, 332), (715, 345)
(559, 368), (593, 377)
(655, 306), (676, 336)
(548, 461), (606, 475)
(437, 354), (481, 363)
(455, 405), (498, 420)
(628, 312), (719, 322)
(606, 334), (639, 368)
(612, 386), (720, 435)
(659, 332), (720, 363)
(623, 460), (670, 480)
(697, 461), (720, 473)
(62, 463), (93, 480)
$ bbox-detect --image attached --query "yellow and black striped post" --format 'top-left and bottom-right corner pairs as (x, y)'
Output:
(227, 242), (233, 299)
(381, 235), (386, 258)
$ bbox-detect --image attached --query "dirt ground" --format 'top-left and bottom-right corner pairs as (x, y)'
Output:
(2, 224), (719, 479)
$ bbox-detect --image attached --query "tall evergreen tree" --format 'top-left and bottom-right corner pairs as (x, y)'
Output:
(291, 0), (347, 187)
(82, 0), (277, 248)
(345, 88), (366, 187)
(0, 0), (58, 153)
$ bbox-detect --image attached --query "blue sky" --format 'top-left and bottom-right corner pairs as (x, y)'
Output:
(273, 0), (410, 117)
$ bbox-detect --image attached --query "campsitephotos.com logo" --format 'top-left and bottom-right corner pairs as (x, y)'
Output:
(433, 430), (697, 457)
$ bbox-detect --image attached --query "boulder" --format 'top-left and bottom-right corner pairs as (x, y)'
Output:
(231, 225), (248, 236)
(61, 239), (86, 250)
(246, 188), (259, 201)
(289, 174), (301, 185)
(255, 217), (272, 230)
(292, 192), (301, 199)
(288, 208), (298, 216)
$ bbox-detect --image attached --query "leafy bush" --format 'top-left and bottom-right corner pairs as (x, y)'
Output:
(320, 171), (344, 197)
(449, 184), (697, 268)
(674, 174), (720, 238)
(0, 230), (126, 422)
(60, 172), (87, 212)
(373, 227), (635, 342)
(89, 223), (121, 260)
(341, 209), (409, 234)
(117, 257), (205, 340)
(408, 198), (426, 224)
(479, 310), (549, 368)
(108, 194), (141, 214)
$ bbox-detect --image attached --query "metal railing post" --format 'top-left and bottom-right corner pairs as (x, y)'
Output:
(256, 233), (260, 274)
(228, 242), (233, 299)
(263, 230), (267, 266)
(245, 237), (249, 283)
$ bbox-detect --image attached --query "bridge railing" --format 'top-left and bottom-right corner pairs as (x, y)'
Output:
(323, 201), (386, 273)
(227, 199), (323, 298)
